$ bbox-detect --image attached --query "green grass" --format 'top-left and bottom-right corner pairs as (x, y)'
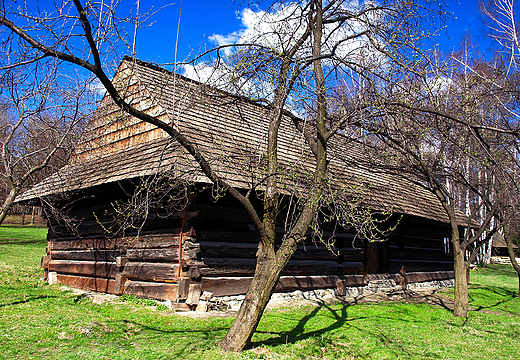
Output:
(0, 226), (519, 359)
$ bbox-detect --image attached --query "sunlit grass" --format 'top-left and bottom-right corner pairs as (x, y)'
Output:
(0, 226), (518, 359)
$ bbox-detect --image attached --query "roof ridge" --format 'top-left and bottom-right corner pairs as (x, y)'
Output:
(119, 56), (293, 120)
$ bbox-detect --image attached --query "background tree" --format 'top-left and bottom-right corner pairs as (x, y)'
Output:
(480, 0), (520, 295)
(0, 59), (92, 225)
(348, 37), (520, 317)
(0, 0), (449, 351)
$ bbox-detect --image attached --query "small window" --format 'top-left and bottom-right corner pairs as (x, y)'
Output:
(443, 237), (452, 254)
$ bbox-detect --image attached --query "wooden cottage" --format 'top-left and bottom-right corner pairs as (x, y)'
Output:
(18, 57), (455, 303)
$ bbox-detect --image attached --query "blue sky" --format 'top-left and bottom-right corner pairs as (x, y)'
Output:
(131, 0), (487, 65)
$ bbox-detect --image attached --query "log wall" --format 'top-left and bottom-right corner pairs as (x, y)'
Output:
(42, 188), (454, 301)
(384, 216), (454, 273)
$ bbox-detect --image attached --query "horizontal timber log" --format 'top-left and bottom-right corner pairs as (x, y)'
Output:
(406, 271), (454, 283)
(128, 231), (195, 249)
(127, 248), (181, 262)
(56, 274), (116, 294)
(192, 204), (253, 223)
(199, 275), (351, 297)
(388, 260), (453, 272)
(49, 231), (195, 250)
(41, 255), (51, 269)
(122, 262), (179, 282)
(402, 235), (444, 249)
(404, 224), (447, 239)
(275, 275), (339, 292)
(185, 241), (363, 262)
(49, 220), (113, 238)
(51, 250), (122, 262)
(192, 219), (252, 233)
(50, 238), (119, 250)
(292, 247), (363, 262)
(187, 258), (362, 276)
(49, 213), (195, 239)
(123, 280), (177, 301)
(48, 260), (117, 278)
(47, 228), (188, 242)
(339, 262), (364, 275)
(342, 274), (368, 286)
(365, 270), (454, 284)
(197, 231), (259, 242)
(388, 245), (446, 261)
(365, 273), (402, 282)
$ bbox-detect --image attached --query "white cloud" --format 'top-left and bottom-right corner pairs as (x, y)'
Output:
(87, 78), (106, 98)
(185, 1), (391, 100)
(209, 2), (386, 68)
(208, 33), (241, 56)
(425, 75), (454, 95)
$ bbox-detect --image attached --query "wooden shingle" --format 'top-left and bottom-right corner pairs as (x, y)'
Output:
(18, 57), (450, 223)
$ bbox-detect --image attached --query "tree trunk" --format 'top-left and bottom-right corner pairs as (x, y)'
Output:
(31, 206), (35, 225)
(0, 187), (18, 225)
(219, 258), (285, 351)
(453, 247), (468, 317)
(506, 236), (520, 297)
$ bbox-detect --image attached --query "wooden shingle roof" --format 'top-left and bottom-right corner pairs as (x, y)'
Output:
(18, 57), (450, 223)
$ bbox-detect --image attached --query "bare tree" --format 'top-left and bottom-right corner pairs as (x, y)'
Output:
(0, 59), (91, 224)
(478, 0), (520, 296)
(349, 38), (520, 317)
(0, 0), (448, 351)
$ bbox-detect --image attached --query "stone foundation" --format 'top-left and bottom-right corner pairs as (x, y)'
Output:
(214, 278), (455, 311)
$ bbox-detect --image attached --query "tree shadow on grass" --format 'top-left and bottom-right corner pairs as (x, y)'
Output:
(0, 295), (58, 308)
(111, 318), (230, 358)
(468, 285), (519, 316)
(0, 239), (44, 245)
(250, 300), (417, 358)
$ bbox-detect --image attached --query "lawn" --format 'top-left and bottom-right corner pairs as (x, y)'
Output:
(0, 225), (519, 359)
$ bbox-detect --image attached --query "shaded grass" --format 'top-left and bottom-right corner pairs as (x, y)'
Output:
(0, 227), (519, 359)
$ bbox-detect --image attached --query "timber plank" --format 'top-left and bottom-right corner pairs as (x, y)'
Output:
(339, 262), (365, 275)
(193, 241), (363, 261)
(192, 219), (252, 233)
(199, 275), (346, 297)
(51, 250), (121, 262)
(198, 277), (252, 296)
(47, 228), (187, 242)
(50, 220), (113, 238)
(48, 260), (117, 278)
(189, 258), (351, 276)
(122, 262), (179, 282)
(196, 241), (258, 258)
(342, 274), (368, 286)
(275, 275), (339, 292)
(50, 238), (119, 251)
(50, 233), (194, 251)
(388, 260), (453, 272)
(123, 280), (178, 301)
(129, 232), (195, 249)
(402, 236), (444, 249)
(197, 231), (259, 242)
(406, 271), (454, 283)
(41, 255), (51, 269)
(50, 214), (193, 239)
(196, 265), (256, 277)
(56, 274), (116, 294)
(126, 248), (181, 262)
(388, 245), (446, 261)
(191, 204), (253, 223)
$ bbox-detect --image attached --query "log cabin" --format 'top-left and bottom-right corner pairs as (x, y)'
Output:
(18, 57), (455, 304)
